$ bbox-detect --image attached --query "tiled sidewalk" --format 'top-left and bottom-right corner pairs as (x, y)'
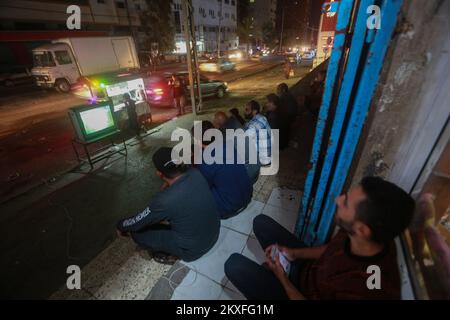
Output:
(167, 187), (302, 300)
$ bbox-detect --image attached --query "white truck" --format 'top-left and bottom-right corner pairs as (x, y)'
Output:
(31, 36), (140, 93)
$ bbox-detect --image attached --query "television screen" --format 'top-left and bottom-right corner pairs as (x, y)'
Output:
(69, 101), (119, 143)
(80, 105), (115, 135)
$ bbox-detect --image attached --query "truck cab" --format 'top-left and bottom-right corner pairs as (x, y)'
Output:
(32, 43), (80, 92)
(31, 37), (140, 94)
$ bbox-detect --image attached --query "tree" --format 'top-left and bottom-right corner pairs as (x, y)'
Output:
(237, 17), (253, 57)
(140, 0), (175, 53)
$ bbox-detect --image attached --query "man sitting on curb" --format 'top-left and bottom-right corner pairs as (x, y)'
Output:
(225, 177), (415, 299)
(213, 111), (243, 131)
(244, 100), (272, 167)
(193, 120), (253, 220)
(213, 111), (261, 185)
(116, 147), (220, 264)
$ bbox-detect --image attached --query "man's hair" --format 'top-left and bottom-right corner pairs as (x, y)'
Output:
(277, 83), (289, 94)
(152, 147), (188, 179)
(191, 120), (215, 146)
(266, 93), (281, 109)
(247, 100), (261, 113)
(229, 108), (245, 125)
(355, 177), (415, 244)
(229, 108), (240, 117)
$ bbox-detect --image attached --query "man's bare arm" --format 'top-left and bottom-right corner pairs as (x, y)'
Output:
(291, 245), (327, 260)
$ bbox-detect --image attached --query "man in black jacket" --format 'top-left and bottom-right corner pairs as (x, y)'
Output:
(116, 147), (220, 264)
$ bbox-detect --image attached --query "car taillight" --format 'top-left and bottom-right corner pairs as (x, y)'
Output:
(154, 88), (163, 95)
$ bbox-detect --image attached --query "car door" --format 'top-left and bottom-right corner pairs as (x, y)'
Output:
(199, 76), (214, 96)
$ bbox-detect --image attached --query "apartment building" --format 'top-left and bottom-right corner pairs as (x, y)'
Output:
(172, 0), (239, 53)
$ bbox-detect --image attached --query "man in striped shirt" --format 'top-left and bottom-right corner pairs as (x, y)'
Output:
(244, 100), (273, 166)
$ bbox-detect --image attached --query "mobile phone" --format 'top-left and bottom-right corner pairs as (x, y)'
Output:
(270, 246), (291, 274)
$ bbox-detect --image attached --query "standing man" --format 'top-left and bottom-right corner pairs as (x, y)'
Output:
(170, 74), (186, 116)
(123, 93), (140, 137)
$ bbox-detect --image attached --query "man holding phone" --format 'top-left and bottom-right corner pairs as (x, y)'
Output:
(224, 177), (415, 300)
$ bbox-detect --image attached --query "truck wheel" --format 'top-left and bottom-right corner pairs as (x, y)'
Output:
(216, 87), (225, 98)
(55, 79), (71, 93)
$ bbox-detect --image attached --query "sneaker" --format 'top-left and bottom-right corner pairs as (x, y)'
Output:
(153, 252), (179, 265)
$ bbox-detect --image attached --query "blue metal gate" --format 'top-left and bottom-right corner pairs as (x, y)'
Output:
(295, 0), (404, 245)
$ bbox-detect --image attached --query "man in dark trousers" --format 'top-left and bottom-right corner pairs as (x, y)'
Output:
(193, 121), (253, 219)
(116, 147), (220, 264)
(171, 74), (186, 116)
(225, 177), (415, 299)
(124, 93), (140, 137)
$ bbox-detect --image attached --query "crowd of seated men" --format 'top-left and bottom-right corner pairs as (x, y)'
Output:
(115, 80), (415, 300)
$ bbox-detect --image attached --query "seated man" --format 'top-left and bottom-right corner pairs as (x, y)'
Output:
(276, 83), (299, 122)
(225, 177), (415, 299)
(213, 111), (243, 130)
(213, 111), (260, 184)
(265, 93), (289, 150)
(244, 100), (272, 166)
(229, 108), (246, 127)
(193, 120), (253, 220)
(116, 147), (220, 264)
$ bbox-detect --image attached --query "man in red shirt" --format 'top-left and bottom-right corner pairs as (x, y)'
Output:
(224, 177), (415, 299)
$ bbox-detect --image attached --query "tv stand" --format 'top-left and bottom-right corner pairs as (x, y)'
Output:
(71, 134), (127, 169)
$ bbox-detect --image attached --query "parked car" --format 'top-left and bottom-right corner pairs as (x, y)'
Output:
(0, 67), (34, 87)
(199, 58), (236, 73)
(144, 72), (228, 107)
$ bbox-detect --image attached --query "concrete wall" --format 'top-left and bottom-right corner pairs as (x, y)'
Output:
(350, 0), (450, 194)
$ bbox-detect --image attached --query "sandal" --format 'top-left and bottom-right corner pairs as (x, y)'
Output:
(153, 252), (179, 265)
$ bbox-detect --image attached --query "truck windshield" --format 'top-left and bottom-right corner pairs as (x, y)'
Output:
(33, 52), (56, 67)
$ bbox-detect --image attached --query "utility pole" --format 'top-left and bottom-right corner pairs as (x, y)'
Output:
(279, 4), (285, 52)
(217, 0), (223, 58)
(123, 0), (136, 46)
(182, 0), (202, 114)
